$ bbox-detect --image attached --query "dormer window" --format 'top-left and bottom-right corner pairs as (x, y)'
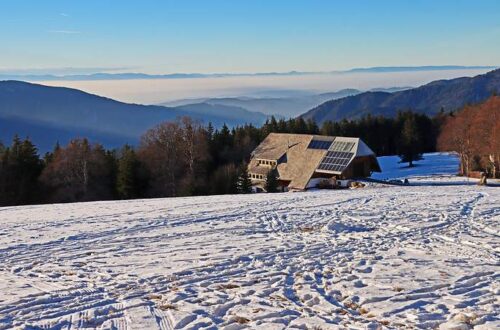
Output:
(249, 172), (265, 181)
(257, 159), (276, 167)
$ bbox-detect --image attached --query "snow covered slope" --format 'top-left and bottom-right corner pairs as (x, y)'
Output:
(372, 152), (460, 180)
(0, 160), (499, 329)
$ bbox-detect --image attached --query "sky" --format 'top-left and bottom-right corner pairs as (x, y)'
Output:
(1, 0), (499, 75)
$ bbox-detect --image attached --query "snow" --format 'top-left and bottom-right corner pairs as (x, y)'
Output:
(373, 152), (460, 180)
(0, 154), (499, 329)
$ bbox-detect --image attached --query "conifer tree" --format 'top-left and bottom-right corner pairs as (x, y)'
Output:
(306, 119), (319, 134)
(399, 114), (424, 167)
(207, 122), (214, 140)
(218, 124), (231, 146)
(0, 136), (42, 205)
(116, 145), (140, 199)
(236, 163), (252, 193)
(265, 168), (279, 193)
(43, 141), (61, 165)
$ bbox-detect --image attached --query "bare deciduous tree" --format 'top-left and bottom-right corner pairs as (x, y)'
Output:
(40, 139), (113, 202)
(438, 96), (500, 177)
(139, 117), (210, 197)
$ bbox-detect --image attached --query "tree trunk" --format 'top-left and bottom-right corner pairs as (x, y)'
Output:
(83, 159), (88, 196)
(478, 172), (487, 185)
(489, 154), (496, 178)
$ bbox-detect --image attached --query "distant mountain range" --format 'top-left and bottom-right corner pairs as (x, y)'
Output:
(161, 87), (411, 117)
(0, 81), (268, 151)
(344, 65), (497, 73)
(1, 66), (496, 81)
(161, 89), (360, 117)
(301, 69), (500, 124)
(2, 69), (499, 152)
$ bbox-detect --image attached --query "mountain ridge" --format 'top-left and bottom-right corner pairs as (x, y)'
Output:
(160, 89), (364, 117)
(0, 80), (268, 151)
(301, 69), (500, 124)
(1, 66), (496, 81)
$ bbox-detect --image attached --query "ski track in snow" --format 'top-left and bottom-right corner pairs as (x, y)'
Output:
(0, 180), (499, 329)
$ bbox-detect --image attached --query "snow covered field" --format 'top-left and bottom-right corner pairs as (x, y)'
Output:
(373, 153), (461, 181)
(0, 154), (499, 329)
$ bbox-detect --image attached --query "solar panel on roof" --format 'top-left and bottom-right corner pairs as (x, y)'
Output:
(307, 139), (333, 150)
(317, 150), (354, 173)
(330, 141), (355, 152)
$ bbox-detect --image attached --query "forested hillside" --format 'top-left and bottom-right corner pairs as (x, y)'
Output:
(2, 82), (498, 206)
(0, 111), (441, 206)
(302, 69), (500, 124)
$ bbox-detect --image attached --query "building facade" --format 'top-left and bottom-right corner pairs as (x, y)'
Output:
(248, 133), (381, 191)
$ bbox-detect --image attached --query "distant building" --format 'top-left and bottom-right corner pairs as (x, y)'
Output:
(248, 133), (381, 191)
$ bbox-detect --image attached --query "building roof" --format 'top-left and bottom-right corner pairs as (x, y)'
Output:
(248, 133), (380, 190)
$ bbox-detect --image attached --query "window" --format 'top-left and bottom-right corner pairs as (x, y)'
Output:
(257, 159), (276, 166)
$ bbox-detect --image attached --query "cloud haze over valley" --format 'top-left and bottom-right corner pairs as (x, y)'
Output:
(37, 68), (492, 105)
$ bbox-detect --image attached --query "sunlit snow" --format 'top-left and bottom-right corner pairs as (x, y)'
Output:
(0, 153), (498, 329)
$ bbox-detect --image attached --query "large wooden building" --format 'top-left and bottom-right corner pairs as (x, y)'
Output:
(248, 133), (381, 191)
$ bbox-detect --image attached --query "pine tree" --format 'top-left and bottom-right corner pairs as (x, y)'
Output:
(0, 136), (42, 206)
(399, 114), (424, 167)
(265, 168), (279, 193)
(43, 141), (61, 165)
(219, 124), (232, 146)
(207, 122), (214, 140)
(116, 145), (140, 199)
(306, 119), (319, 134)
(236, 163), (252, 193)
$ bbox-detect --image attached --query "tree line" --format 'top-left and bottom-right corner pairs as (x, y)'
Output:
(0, 110), (448, 206)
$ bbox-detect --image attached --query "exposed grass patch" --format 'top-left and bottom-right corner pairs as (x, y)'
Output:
(299, 226), (315, 233)
(159, 303), (177, 311)
(343, 301), (359, 310)
(232, 316), (250, 324)
(359, 307), (369, 315)
(217, 283), (240, 290)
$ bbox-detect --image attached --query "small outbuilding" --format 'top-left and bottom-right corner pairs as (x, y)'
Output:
(248, 133), (381, 191)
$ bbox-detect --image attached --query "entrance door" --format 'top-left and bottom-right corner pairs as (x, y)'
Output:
(353, 161), (366, 177)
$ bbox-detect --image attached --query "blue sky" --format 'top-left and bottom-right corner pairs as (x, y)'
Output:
(1, 0), (499, 74)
